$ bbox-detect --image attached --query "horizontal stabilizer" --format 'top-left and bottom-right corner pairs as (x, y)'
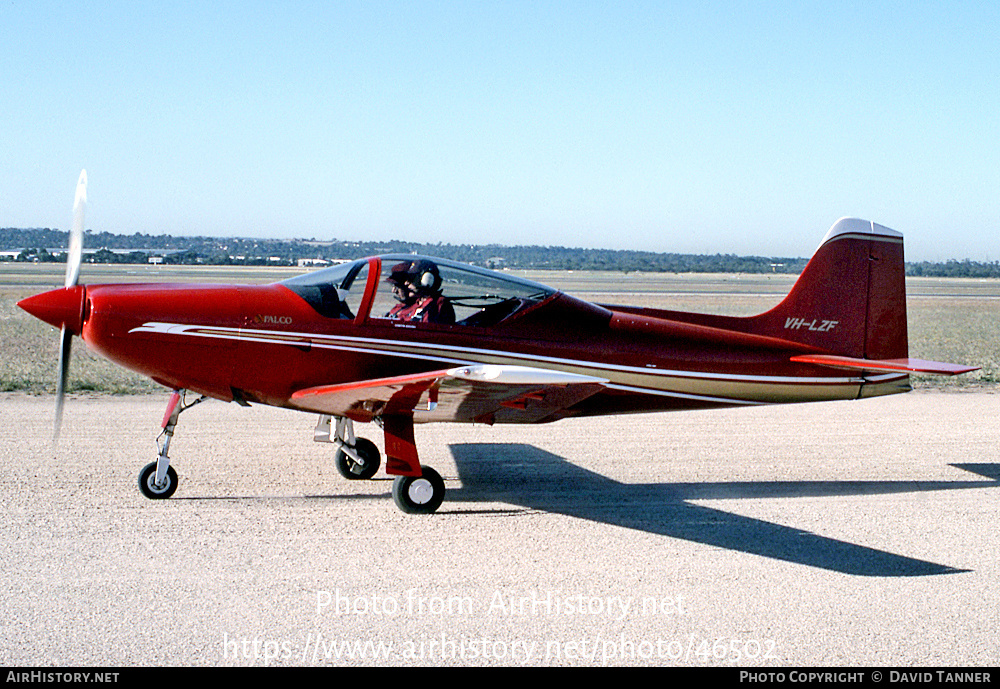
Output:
(790, 354), (979, 376)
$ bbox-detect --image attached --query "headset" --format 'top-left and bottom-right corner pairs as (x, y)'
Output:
(389, 260), (441, 295)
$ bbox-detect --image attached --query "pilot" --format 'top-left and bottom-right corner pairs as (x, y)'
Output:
(385, 259), (455, 324)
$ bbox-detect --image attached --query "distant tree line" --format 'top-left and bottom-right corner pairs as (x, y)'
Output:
(2, 227), (997, 277)
(906, 259), (1000, 278)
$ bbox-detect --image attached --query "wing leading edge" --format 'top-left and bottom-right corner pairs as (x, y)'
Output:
(289, 364), (608, 425)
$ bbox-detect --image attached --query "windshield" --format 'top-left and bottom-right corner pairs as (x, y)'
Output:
(280, 259), (369, 319)
(371, 255), (556, 326)
(282, 255), (556, 326)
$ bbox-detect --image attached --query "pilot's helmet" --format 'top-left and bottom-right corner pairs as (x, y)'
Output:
(387, 259), (441, 295)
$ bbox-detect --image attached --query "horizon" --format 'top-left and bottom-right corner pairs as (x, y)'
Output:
(3, 225), (996, 266)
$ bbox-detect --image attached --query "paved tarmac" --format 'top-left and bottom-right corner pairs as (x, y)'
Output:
(2, 389), (998, 667)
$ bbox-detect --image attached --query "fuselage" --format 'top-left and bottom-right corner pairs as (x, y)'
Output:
(43, 254), (909, 422)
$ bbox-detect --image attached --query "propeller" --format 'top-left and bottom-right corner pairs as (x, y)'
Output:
(54, 169), (87, 441)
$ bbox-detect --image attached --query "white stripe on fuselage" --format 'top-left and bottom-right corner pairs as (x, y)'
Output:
(128, 321), (894, 405)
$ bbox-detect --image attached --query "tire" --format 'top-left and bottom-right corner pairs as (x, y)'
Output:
(392, 466), (445, 514)
(335, 437), (381, 480)
(138, 461), (178, 499)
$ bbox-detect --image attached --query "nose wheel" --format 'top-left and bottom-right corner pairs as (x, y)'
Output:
(138, 461), (178, 499)
(392, 466), (445, 514)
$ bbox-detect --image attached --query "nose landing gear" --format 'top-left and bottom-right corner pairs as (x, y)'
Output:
(138, 390), (205, 500)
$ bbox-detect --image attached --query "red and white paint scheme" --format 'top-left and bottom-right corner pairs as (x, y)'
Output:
(18, 175), (978, 513)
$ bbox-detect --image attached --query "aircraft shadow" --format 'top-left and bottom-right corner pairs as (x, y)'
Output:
(446, 444), (1000, 577)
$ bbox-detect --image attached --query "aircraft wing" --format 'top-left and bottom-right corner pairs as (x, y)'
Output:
(790, 354), (979, 376)
(289, 364), (608, 424)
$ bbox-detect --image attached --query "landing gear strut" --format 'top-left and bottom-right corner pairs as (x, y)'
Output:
(383, 414), (446, 514)
(138, 389), (205, 500)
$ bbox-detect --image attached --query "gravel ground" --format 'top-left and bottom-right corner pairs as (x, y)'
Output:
(2, 389), (998, 667)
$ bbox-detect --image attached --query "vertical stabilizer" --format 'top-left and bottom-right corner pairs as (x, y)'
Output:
(749, 218), (908, 360)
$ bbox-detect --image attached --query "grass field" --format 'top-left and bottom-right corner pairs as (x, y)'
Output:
(2, 263), (996, 394)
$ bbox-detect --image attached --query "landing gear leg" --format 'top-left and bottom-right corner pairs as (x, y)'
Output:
(382, 413), (446, 514)
(138, 389), (205, 499)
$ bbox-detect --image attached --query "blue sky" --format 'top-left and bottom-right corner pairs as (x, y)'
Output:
(2, 2), (997, 261)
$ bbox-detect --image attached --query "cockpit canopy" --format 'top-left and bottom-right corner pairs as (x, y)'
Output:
(280, 254), (557, 327)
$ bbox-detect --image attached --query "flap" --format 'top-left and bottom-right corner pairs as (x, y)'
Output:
(289, 364), (608, 424)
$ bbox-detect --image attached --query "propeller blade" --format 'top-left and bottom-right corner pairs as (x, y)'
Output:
(55, 169), (86, 441)
(65, 169), (87, 288)
(54, 324), (73, 442)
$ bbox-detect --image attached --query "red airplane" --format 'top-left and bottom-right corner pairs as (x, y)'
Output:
(18, 172), (978, 514)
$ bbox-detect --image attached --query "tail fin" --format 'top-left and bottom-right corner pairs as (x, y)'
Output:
(754, 218), (977, 377)
(751, 217), (907, 360)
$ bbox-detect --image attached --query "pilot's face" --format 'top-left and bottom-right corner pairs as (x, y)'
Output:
(392, 280), (418, 304)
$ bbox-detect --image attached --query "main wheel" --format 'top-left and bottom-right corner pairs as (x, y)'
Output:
(335, 437), (381, 480)
(392, 466), (445, 514)
(138, 461), (178, 499)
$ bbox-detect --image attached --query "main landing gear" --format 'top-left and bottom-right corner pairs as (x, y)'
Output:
(138, 390), (205, 500)
(315, 413), (446, 514)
